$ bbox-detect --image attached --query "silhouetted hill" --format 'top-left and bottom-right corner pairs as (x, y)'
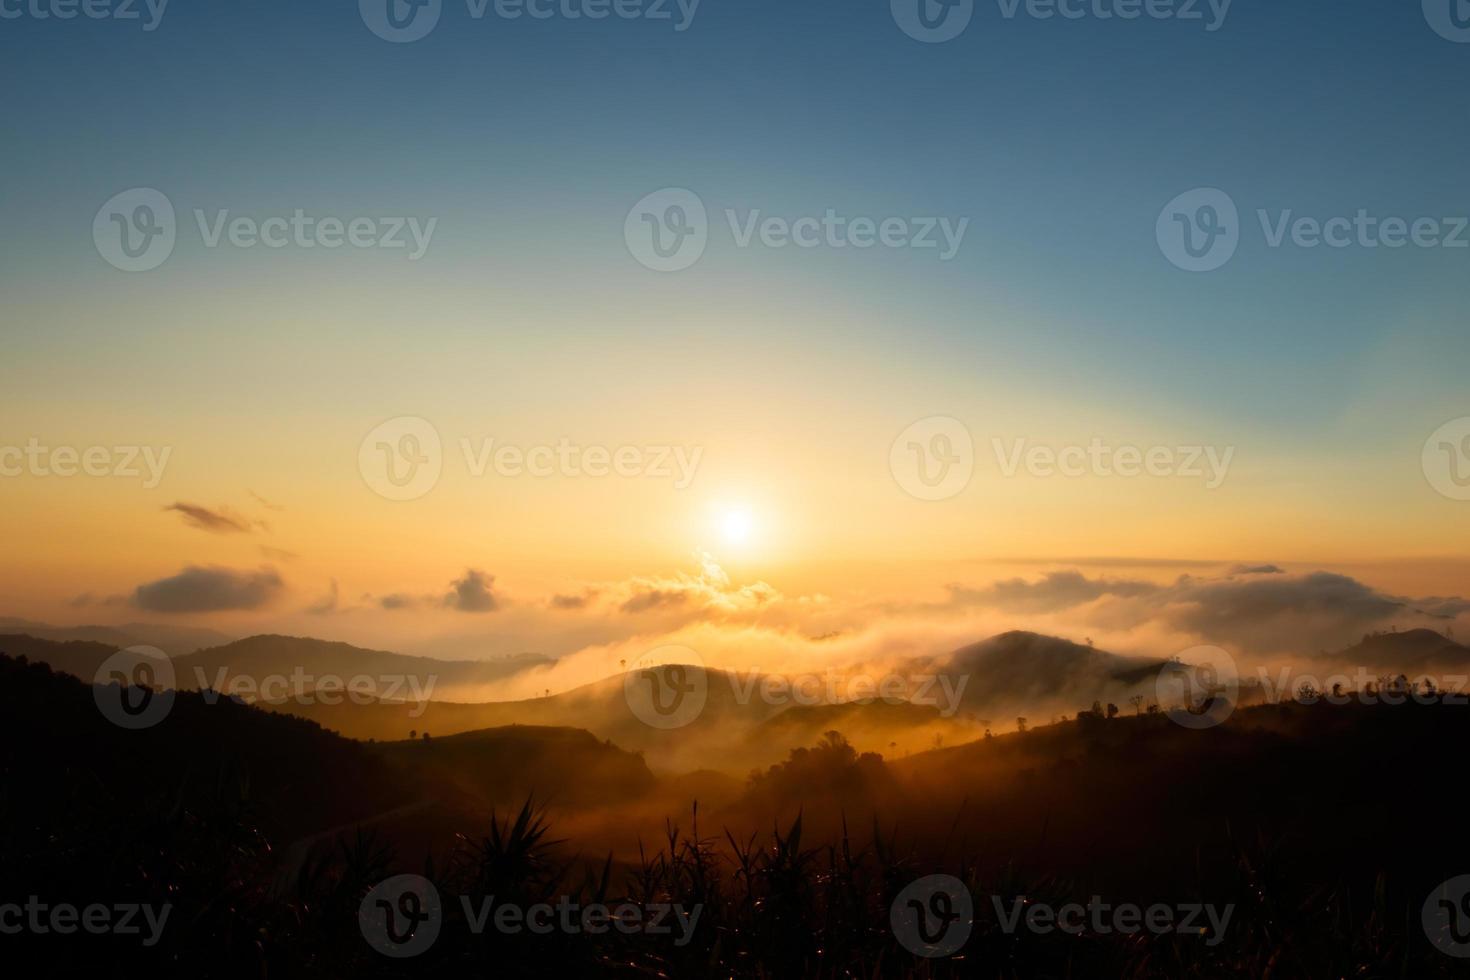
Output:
(1328, 628), (1470, 672)
(375, 725), (657, 809)
(0, 617), (231, 655)
(0, 634), (122, 682)
(174, 633), (553, 700)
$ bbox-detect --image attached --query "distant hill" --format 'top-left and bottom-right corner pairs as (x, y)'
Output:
(1326, 628), (1470, 672)
(0, 617), (233, 656)
(173, 633), (553, 702)
(0, 634), (123, 682)
(376, 725), (657, 808)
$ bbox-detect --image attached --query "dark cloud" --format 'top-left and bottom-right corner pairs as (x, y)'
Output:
(550, 590), (598, 611)
(164, 502), (253, 534)
(306, 579), (339, 615)
(133, 565), (284, 613)
(620, 588), (692, 614)
(445, 569), (498, 613)
(946, 571), (1160, 614)
(379, 593), (420, 611)
(1229, 564), (1285, 575)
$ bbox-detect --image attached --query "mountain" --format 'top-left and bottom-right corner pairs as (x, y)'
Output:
(0, 617), (232, 655)
(0, 634), (122, 682)
(919, 630), (1163, 716)
(173, 634), (553, 701)
(377, 725), (657, 808)
(1326, 628), (1470, 673)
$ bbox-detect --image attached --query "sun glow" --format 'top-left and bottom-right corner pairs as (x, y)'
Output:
(721, 508), (755, 546)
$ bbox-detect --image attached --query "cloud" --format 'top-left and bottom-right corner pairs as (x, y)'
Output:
(620, 589), (691, 614)
(164, 502), (254, 534)
(133, 565), (284, 613)
(1229, 564), (1285, 575)
(379, 593), (421, 611)
(943, 571), (1160, 614)
(445, 569), (498, 613)
(260, 546), (299, 562)
(306, 579), (340, 615)
(248, 490), (286, 512)
(550, 589), (598, 610)
(616, 551), (781, 617)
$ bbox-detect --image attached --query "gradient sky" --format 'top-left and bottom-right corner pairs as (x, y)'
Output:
(1, 0), (1467, 656)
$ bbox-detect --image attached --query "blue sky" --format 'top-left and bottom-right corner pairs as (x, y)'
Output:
(1, 0), (1467, 614)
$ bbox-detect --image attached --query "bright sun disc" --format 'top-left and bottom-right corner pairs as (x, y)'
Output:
(721, 509), (754, 544)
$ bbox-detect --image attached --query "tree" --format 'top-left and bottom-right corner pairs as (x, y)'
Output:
(409, 729), (417, 739)
(1129, 694), (1145, 716)
(1106, 702), (1119, 720)
(1016, 716), (1028, 733)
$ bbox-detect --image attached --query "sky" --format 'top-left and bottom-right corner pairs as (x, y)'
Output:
(1, 0), (1468, 666)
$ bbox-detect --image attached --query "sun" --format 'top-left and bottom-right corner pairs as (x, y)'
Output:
(721, 508), (755, 545)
